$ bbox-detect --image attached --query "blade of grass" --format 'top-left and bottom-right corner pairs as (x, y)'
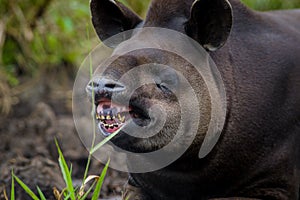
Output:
(90, 128), (122, 154)
(91, 159), (110, 200)
(125, 195), (131, 200)
(55, 139), (75, 200)
(36, 186), (46, 200)
(10, 170), (15, 200)
(82, 23), (96, 183)
(70, 164), (73, 177)
(118, 0), (130, 8)
(12, 174), (39, 200)
(64, 193), (71, 200)
(82, 175), (99, 186)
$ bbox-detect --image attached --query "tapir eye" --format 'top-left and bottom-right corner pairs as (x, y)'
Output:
(156, 82), (171, 93)
(155, 67), (179, 93)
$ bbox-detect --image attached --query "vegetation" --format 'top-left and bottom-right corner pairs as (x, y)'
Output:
(242, 0), (300, 10)
(9, 140), (110, 200)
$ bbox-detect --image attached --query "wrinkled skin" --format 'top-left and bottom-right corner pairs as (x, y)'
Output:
(87, 0), (300, 199)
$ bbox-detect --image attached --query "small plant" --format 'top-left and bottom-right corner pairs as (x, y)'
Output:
(9, 139), (110, 200)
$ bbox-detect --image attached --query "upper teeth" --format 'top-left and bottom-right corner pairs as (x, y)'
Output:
(96, 112), (126, 123)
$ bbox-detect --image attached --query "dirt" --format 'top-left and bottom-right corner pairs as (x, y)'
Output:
(0, 71), (127, 200)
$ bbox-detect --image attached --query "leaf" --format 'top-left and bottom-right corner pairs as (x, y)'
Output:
(90, 128), (122, 154)
(83, 175), (99, 186)
(79, 174), (99, 197)
(125, 195), (131, 200)
(91, 159), (110, 200)
(12, 174), (39, 200)
(10, 170), (15, 200)
(55, 139), (75, 200)
(37, 186), (46, 200)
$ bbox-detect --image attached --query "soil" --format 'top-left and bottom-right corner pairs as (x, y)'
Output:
(0, 70), (127, 200)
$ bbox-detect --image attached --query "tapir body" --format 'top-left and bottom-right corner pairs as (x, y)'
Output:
(87, 0), (300, 199)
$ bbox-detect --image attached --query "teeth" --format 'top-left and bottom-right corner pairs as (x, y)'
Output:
(97, 110), (126, 124)
(117, 113), (122, 120)
(120, 116), (125, 123)
(116, 113), (125, 123)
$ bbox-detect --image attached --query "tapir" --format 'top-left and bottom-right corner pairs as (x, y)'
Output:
(86, 0), (300, 199)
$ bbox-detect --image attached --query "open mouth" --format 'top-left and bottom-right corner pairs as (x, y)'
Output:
(95, 99), (130, 136)
(95, 99), (150, 137)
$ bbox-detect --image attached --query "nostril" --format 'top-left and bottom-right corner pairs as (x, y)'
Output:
(88, 81), (99, 88)
(104, 82), (125, 90)
(87, 78), (125, 94)
(105, 83), (117, 89)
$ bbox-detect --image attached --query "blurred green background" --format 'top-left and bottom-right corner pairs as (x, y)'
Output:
(0, 0), (299, 114)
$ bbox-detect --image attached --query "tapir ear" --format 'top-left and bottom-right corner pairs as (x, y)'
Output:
(90, 0), (142, 43)
(186, 0), (232, 51)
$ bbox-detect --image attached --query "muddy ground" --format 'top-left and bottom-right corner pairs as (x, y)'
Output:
(0, 70), (127, 199)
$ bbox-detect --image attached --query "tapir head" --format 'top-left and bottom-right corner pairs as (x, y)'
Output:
(86, 0), (232, 154)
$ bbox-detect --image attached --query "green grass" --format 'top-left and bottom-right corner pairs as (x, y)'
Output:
(10, 170), (15, 200)
(55, 139), (76, 200)
(241, 0), (300, 10)
(36, 186), (46, 200)
(90, 128), (122, 154)
(10, 139), (111, 200)
(11, 172), (39, 200)
(91, 159), (110, 200)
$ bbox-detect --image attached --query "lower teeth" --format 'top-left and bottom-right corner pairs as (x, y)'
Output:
(101, 122), (121, 130)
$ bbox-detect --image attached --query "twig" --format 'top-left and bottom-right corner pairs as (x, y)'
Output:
(0, 19), (6, 64)
(30, 0), (53, 29)
(1, 184), (9, 200)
